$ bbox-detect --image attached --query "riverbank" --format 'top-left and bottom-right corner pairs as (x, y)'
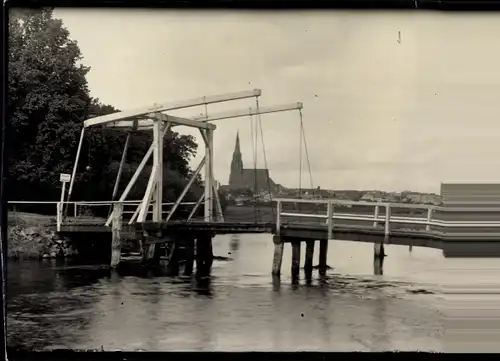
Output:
(7, 212), (77, 260)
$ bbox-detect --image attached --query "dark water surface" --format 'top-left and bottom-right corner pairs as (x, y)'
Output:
(7, 234), (454, 351)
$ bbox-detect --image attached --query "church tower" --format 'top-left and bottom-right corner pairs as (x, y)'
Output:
(229, 131), (243, 188)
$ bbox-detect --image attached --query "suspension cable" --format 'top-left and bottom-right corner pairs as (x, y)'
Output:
(298, 109), (303, 198)
(254, 114), (261, 220)
(300, 110), (315, 196)
(255, 97), (274, 217)
(249, 111), (258, 220)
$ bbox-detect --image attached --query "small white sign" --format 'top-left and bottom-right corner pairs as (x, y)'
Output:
(60, 173), (71, 183)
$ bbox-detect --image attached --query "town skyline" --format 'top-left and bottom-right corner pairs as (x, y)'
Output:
(221, 129), (441, 200)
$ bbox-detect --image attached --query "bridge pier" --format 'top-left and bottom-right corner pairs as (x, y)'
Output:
(373, 242), (385, 259)
(196, 234), (214, 279)
(110, 203), (123, 268)
(272, 236), (284, 276)
(318, 239), (328, 276)
(374, 234), (387, 260)
(291, 240), (301, 280)
(304, 240), (315, 279)
(272, 237), (330, 279)
(373, 256), (384, 275)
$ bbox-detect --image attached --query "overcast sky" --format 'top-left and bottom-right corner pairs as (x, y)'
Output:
(53, 9), (500, 194)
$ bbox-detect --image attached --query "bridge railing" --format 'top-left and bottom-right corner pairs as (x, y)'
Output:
(273, 198), (500, 239)
(8, 200), (202, 231)
(61, 200), (200, 229)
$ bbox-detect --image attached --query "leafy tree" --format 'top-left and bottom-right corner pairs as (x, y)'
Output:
(8, 8), (204, 215)
(8, 8), (91, 202)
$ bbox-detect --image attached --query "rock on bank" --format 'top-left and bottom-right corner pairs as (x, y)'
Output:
(8, 225), (78, 260)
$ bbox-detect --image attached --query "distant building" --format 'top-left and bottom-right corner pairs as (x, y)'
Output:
(227, 132), (277, 193)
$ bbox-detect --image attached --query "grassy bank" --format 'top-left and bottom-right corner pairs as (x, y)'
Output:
(7, 212), (77, 260)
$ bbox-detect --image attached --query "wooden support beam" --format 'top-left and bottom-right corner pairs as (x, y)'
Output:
(105, 118), (215, 131)
(376, 204), (390, 261)
(137, 166), (158, 223)
(185, 102), (303, 124)
(204, 129), (214, 222)
(111, 133), (131, 202)
(291, 240), (301, 280)
(327, 202), (334, 240)
(384, 205), (391, 236)
(152, 119), (163, 222)
(304, 240), (315, 277)
(213, 181), (224, 222)
(196, 234), (214, 279)
(318, 239), (328, 276)
(374, 256), (384, 276)
(426, 208), (432, 231)
(110, 203), (123, 268)
(84, 89), (261, 128)
(150, 113), (216, 130)
(272, 236), (284, 276)
(114, 102), (305, 131)
(143, 121), (162, 261)
(374, 242), (385, 260)
(373, 204), (380, 228)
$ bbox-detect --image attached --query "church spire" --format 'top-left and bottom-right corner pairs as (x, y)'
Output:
(229, 131), (244, 187)
(234, 131), (241, 154)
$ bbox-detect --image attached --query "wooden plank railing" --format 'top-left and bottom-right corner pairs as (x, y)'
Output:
(8, 200), (202, 231)
(273, 198), (500, 239)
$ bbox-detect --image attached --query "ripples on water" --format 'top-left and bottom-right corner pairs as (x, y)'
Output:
(6, 234), (458, 351)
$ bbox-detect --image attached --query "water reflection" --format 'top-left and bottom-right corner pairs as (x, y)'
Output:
(271, 275), (281, 292)
(8, 234), (448, 351)
(371, 293), (389, 351)
(230, 234), (240, 252)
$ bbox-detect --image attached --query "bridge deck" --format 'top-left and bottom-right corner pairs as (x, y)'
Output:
(57, 218), (444, 247)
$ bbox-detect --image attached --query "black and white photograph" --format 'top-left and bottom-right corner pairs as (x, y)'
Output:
(5, 6), (500, 353)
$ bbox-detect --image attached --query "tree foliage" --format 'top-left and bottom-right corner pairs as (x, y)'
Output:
(8, 8), (202, 213)
(8, 8), (91, 201)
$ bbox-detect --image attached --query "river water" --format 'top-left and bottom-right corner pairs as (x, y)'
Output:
(7, 234), (500, 352)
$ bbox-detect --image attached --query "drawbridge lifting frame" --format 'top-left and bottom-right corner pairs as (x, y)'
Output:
(65, 89), (303, 227)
